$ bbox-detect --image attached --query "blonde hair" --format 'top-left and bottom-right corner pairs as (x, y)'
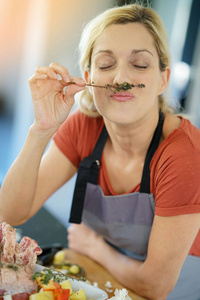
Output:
(78, 3), (171, 117)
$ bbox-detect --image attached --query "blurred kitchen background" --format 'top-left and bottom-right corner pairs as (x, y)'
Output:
(0, 0), (200, 245)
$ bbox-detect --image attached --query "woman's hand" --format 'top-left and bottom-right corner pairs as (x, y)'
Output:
(29, 62), (86, 133)
(67, 223), (104, 259)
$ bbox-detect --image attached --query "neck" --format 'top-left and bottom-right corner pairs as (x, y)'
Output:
(104, 110), (160, 160)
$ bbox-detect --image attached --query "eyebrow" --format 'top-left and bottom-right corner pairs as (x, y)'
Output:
(94, 49), (154, 57)
(131, 49), (154, 57)
(94, 50), (113, 56)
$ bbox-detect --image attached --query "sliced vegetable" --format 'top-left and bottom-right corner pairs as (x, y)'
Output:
(70, 288), (87, 300)
(68, 265), (79, 275)
(54, 289), (70, 300)
(29, 291), (55, 300)
(60, 280), (73, 295)
(53, 251), (66, 265)
(43, 280), (61, 291)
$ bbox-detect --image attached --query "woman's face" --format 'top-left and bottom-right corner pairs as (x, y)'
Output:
(85, 23), (169, 126)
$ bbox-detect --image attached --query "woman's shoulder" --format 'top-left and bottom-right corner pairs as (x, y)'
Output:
(58, 108), (104, 135)
(53, 108), (104, 164)
(162, 113), (200, 153)
(151, 114), (200, 218)
(151, 113), (200, 172)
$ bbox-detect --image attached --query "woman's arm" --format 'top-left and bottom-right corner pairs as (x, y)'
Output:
(0, 63), (85, 226)
(0, 136), (77, 226)
(68, 213), (200, 299)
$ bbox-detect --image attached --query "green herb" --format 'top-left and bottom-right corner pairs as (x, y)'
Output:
(105, 82), (145, 93)
(0, 262), (2, 268)
(7, 264), (18, 271)
(31, 268), (86, 285)
(70, 81), (145, 92)
(0, 243), (2, 253)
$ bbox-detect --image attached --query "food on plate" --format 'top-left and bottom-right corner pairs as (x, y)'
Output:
(60, 280), (72, 295)
(0, 223), (107, 300)
(69, 288), (86, 300)
(0, 222), (42, 299)
(32, 268), (88, 300)
(29, 291), (55, 300)
(44, 250), (85, 279)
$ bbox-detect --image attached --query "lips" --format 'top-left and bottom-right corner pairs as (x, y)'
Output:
(110, 91), (135, 101)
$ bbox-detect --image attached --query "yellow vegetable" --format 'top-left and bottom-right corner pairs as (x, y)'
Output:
(29, 291), (55, 300)
(70, 288), (87, 300)
(35, 273), (46, 286)
(69, 264), (79, 274)
(60, 280), (73, 295)
(53, 250), (66, 264)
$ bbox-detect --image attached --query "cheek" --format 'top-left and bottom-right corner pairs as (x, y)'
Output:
(145, 72), (162, 96)
(92, 89), (106, 105)
(90, 66), (109, 84)
(89, 72), (107, 102)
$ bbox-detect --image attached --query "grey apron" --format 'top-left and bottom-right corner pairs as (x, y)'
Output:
(69, 112), (200, 299)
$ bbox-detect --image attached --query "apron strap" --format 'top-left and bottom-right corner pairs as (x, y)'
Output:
(140, 111), (164, 193)
(69, 126), (108, 224)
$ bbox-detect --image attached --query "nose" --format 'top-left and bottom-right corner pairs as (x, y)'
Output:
(113, 65), (131, 85)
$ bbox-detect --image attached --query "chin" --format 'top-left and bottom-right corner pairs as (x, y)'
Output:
(104, 113), (137, 126)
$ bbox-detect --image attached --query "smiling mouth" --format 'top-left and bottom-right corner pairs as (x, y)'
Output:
(110, 92), (135, 101)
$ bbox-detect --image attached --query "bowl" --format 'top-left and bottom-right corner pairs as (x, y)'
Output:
(34, 264), (108, 300)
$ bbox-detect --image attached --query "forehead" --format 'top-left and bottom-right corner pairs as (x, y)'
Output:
(92, 23), (157, 57)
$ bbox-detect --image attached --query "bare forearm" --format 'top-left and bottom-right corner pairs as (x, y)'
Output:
(0, 125), (54, 225)
(91, 238), (169, 300)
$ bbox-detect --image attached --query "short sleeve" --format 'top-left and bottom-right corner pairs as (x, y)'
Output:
(53, 109), (104, 168)
(153, 132), (200, 216)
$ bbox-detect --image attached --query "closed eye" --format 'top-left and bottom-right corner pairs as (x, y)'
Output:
(134, 65), (148, 69)
(98, 65), (113, 70)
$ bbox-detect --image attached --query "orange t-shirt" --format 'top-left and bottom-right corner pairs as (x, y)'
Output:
(53, 109), (200, 257)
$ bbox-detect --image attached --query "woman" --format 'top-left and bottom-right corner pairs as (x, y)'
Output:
(0, 4), (200, 299)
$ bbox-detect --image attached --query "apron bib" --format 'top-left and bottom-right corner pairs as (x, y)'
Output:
(82, 184), (155, 260)
(69, 112), (200, 299)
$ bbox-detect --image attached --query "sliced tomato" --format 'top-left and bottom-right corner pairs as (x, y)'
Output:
(43, 280), (62, 292)
(54, 288), (70, 300)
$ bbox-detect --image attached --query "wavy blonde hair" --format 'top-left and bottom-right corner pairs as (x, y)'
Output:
(78, 3), (171, 117)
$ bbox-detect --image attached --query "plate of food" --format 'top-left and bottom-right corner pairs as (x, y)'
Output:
(0, 222), (108, 300)
(33, 264), (108, 300)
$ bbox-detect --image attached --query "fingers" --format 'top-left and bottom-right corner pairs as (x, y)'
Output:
(29, 66), (57, 84)
(49, 62), (71, 83)
(46, 62), (86, 86)
(29, 62), (86, 87)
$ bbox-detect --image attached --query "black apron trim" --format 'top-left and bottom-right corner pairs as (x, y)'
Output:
(69, 126), (108, 223)
(69, 112), (164, 224)
(140, 111), (164, 193)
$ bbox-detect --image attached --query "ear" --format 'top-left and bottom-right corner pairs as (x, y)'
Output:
(84, 70), (90, 83)
(158, 67), (170, 95)
(84, 70), (93, 94)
